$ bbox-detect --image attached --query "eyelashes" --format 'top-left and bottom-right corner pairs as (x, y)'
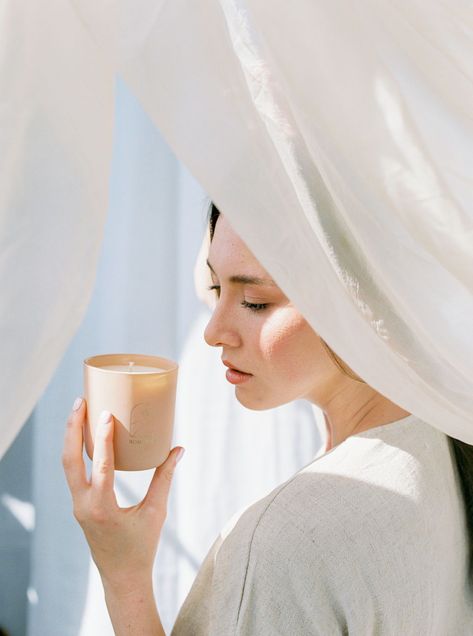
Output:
(240, 300), (268, 312)
(207, 285), (269, 312)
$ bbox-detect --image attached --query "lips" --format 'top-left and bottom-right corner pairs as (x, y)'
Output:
(222, 359), (252, 375)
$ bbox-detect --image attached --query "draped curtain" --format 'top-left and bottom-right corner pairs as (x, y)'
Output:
(111, 0), (473, 442)
(2, 0), (472, 462)
(1, 0), (472, 632)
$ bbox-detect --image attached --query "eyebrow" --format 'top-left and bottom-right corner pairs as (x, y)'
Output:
(206, 259), (276, 287)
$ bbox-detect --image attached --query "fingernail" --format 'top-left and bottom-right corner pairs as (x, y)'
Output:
(72, 397), (83, 411)
(175, 448), (185, 464)
(99, 410), (112, 425)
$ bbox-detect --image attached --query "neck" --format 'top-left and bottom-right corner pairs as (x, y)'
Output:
(312, 381), (411, 451)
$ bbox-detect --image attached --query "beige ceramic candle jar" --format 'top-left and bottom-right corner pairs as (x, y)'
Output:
(83, 353), (178, 471)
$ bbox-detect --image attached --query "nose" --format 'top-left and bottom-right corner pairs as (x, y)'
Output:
(204, 303), (241, 348)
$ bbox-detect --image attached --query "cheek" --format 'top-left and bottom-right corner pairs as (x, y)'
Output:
(259, 311), (318, 371)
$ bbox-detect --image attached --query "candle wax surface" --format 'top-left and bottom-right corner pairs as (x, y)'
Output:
(99, 364), (167, 373)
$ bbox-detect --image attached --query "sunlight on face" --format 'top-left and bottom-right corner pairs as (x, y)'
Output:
(203, 214), (338, 410)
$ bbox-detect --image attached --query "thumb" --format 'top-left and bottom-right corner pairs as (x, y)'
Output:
(143, 446), (185, 513)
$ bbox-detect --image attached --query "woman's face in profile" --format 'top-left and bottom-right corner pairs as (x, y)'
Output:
(204, 214), (337, 410)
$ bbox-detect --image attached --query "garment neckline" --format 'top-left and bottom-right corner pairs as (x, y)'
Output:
(311, 414), (420, 464)
(350, 413), (419, 439)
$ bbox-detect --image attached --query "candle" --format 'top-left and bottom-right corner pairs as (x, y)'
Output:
(101, 364), (166, 373)
(83, 353), (179, 470)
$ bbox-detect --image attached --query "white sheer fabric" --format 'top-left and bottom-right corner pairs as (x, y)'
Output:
(0, 0), (114, 460)
(113, 0), (473, 443)
(1, 0), (472, 461)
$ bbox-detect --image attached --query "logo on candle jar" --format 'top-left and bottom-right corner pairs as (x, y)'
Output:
(130, 402), (154, 441)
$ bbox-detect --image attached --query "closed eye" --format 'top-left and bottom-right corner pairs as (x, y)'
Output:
(241, 300), (268, 312)
(207, 285), (268, 312)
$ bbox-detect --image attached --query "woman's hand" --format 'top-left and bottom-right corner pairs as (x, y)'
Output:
(62, 397), (184, 595)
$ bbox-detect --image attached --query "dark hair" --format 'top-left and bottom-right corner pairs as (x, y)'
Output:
(207, 198), (473, 586)
(208, 201), (220, 241)
(448, 438), (473, 588)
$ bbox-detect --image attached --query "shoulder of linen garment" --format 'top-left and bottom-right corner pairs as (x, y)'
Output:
(220, 417), (468, 634)
(173, 417), (472, 635)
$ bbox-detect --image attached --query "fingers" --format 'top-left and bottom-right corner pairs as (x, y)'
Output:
(90, 411), (117, 503)
(143, 447), (185, 515)
(62, 397), (88, 496)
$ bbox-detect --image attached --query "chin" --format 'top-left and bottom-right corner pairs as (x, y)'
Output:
(235, 387), (292, 411)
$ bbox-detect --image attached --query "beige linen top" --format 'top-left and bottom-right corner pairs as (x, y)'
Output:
(171, 414), (473, 635)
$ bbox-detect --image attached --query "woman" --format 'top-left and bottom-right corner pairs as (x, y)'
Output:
(62, 204), (473, 634)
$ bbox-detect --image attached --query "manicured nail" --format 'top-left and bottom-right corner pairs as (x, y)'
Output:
(99, 410), (112, 425)
(175, 448), (185, 464)
(72, 397), (83, 411)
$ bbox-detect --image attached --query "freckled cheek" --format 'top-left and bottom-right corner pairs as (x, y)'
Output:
(258, 314), (311, 372)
